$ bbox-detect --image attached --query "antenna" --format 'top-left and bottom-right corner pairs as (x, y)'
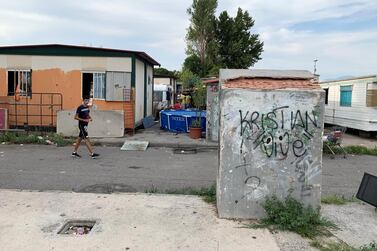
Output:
(313, 59), (318, 75)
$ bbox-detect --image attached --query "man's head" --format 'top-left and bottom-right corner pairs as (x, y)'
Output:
(83, 97), (90, 106)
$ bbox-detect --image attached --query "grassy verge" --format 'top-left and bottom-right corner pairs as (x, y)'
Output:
(145, 184), (216, 204)
(247, 195), (336, 239)
(321, 195), (358, 205)
(324, 145), (377, 156)
(310, 240), (377, 251)
(0, 132), (74, 147)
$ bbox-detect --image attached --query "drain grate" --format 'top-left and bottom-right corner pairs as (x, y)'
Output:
(58, 220), (96, 235)
(173, 148), (198, 154)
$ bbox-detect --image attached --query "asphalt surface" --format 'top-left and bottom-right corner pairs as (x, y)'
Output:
(0, 145), (217, 193)
(0, 145), (376, 197)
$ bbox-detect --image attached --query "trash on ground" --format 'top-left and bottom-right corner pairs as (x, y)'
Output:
(64, 225), (92, 235)
(45, 140), (53, 145)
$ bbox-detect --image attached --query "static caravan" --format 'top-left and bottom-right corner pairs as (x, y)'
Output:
(153, 84), (173, 117)
(153, 73), (177, 103)
(320, 75), (377, 132)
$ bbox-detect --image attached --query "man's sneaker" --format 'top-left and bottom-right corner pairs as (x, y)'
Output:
(91, 153), (100, 159)
(71, 152), (81, 158)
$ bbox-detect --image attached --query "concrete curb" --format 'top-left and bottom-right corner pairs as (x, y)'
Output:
(93, 141), (219, 149)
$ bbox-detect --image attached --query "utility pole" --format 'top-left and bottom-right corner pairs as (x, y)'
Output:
(313, 59), (318, 75)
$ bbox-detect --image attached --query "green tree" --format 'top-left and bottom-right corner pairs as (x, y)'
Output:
(216, 8), (263, 69)
(154, 67), (174, 76)
(186, 0), (218, 72)
(183, 55), (203, 76)
(179, 69), (201, 90)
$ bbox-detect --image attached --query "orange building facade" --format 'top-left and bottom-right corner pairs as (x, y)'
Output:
(0, 44), (159, 131)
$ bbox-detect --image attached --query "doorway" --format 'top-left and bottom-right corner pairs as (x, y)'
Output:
(82, 73), (93, 99)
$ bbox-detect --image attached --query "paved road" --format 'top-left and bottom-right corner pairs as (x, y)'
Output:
(322, 154), (377, 197)
(0, 145), (217, 193)
(0, 145), (376, 197)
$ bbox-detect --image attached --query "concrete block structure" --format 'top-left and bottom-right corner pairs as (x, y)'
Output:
(57, 110), (124, 137)
(204, 78), (220, 142)
(217, 69), (325, 219)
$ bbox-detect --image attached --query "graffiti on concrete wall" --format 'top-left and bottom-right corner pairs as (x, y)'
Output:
(292, 154), (321, 197)
(228, 105), (322, 203)
(239, 106), (321, 158)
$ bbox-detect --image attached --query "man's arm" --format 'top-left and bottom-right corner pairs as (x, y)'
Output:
(74, 114), (89, 123)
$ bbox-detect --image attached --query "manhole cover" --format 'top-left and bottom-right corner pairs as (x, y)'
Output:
(173, 148), (197, 154)
(58, 220), (96, 235)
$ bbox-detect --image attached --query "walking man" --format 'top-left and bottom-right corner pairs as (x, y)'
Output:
(71, 97), (100, 159)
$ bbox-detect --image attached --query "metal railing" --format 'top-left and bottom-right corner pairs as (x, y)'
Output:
(0, 92), (63, 129)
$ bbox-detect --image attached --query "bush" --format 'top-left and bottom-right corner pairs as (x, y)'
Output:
(192, 81), (206, 109)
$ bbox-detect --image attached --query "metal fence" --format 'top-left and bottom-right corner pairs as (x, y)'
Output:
(0, 92), (63, 130)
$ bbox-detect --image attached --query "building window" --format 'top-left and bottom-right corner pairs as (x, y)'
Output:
(7, 70), (32, 97)
(340, 85), (352, 107)
(323, 88), (329, 105)
(366, 83), (377, 107)
(82, 72), (105, 99)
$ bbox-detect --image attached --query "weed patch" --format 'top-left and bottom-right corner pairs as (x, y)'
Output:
(0, 132), (74, 147)
(323, 145), (377, 156)
(248, 195), (336, 238)
(321, 195), (358, 205)
(310, 240), (377, 251)
(144, 184), (216, 204)
(310, 240), (356, 251)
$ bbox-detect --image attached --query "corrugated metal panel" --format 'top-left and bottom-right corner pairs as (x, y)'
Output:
(324, 106), (377, 131)
(351, 82), (367, 107)
(106, 71), (131, 101)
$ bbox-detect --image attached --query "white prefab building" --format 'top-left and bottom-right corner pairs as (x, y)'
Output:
(320, 75), (377, 131)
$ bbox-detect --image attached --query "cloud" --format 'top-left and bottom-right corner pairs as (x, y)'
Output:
(0, 0), (376, 79)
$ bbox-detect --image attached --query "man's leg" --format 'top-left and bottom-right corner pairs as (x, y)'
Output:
(83, 138), (94, 155)
(72, 137), (83, 158)
(74, 137), (82, 152)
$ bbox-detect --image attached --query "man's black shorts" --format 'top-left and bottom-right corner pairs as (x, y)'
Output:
(78, 123), (89, 139)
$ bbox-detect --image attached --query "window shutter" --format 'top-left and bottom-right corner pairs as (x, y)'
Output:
(106, 72), (131, 101)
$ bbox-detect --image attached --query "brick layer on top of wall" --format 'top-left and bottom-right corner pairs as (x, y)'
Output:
(223, 77), (320, 90)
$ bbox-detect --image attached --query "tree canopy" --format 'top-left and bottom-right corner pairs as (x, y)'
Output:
(184, 0), (263, 77)
(216, 8), (263, 69)
(186, 0), (218, 66)
(154, 67), (174, 76)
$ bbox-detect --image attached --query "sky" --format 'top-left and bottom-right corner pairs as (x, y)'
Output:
(0, 0), (376, 80)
